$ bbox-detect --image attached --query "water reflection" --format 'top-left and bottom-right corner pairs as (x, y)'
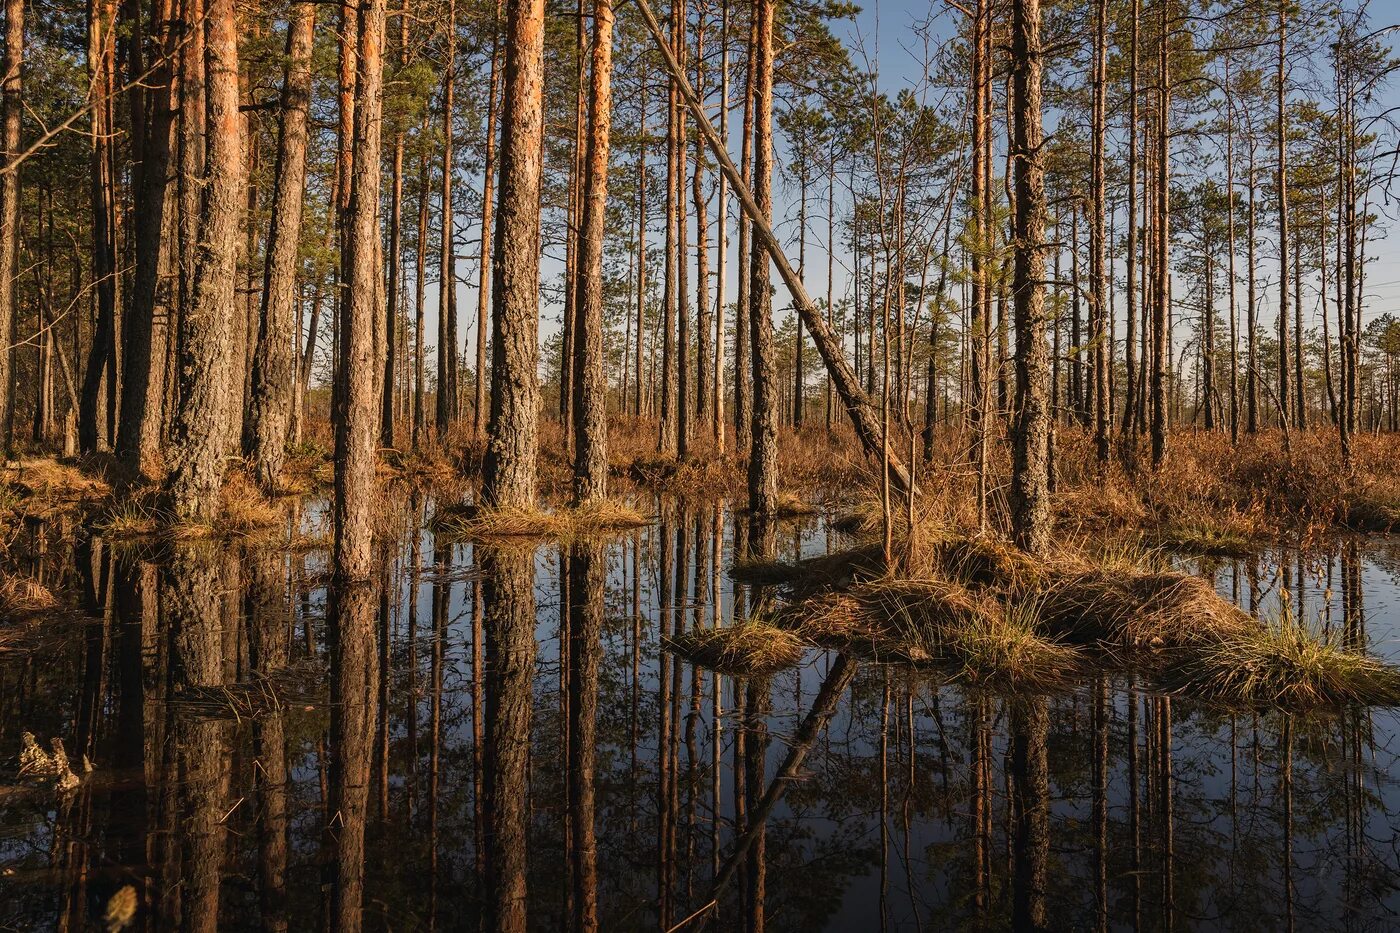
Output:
(3, 506), (1400, 930)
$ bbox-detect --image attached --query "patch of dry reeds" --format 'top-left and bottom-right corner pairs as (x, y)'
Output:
(665, 621), (807, 675)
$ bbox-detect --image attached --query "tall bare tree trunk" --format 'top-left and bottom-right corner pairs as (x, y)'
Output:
(693, 13), (711, 438)
(165, 0), (243, 521)
(746, 0), (776, 523)
(436, 3), (457, 436)
(245, 0), (315, 489)
(1089, 0), (1109, 464)
(382, 0), (408, 449)
(1122, 0), (1139, 440)
(474, 0), (502, 437)
(571, 0), (613, 503)
(80, 0), (120, 453)
(733, 13), (753, 453)
(1275, 3), (1290, 430)
(1150, 0), (1170, 467)
(482, 0), (544, 510)
(1009, 0), (1050, 555)
(713, 0), (728, 450)
(334, 0), (384, 583)
(0, 0), (21, 458)
(116, 0), (176, 476)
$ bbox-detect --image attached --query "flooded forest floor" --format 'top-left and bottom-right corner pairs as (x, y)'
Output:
(3, 419), (1400, 929)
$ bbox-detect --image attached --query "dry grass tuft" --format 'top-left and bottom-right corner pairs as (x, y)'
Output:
(98, 498), (164, 538)
(211, 473), (284, 538)
(436, 499), (647, 540)
(783, 580), (1079, 687)
(1037, 568), (1255, 651)
(437, 504), (571, 539)
(1169, 620), (1400, 709)
(0, 575), (59, 615)
(665, 622), (807, 675)
(567, 499), (650, 532)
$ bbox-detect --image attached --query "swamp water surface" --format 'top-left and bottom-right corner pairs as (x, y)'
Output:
(2, 497), (1400, 931)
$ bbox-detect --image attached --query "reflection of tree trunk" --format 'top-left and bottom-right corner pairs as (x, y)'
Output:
(709, 654), (856, 919)
(1010, 697), (1048, 931)
(324, 579), (380, 933)
(160, 546), (235, 933)
(111, 557), (151, 915)
(567, 542), (603, 932)
(481, 545), (536, 933)
(248, 551), (290, 932)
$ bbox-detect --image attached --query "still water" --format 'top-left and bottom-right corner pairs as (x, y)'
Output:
(2, 497), (1399, 930)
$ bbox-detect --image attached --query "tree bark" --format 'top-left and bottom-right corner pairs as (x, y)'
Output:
(165, 0), (243, 521)
(0, 0), (21, 458)
(570, 0), (613, 504)
(116, 0), (176, 476)
(474, 0), (502, 436)
(1009, 0), (1051, 555)
(436, 2), (457, 436)
(746, 0), (776, 519)
(245, 0), (315, 489)
(482, 0), (544, 510)
(333, 0), (384, 583)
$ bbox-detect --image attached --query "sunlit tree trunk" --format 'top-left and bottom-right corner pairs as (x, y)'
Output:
(165, 0), (243, 521)
(436, 1), (457, 436)
(80, 0), (120, 454)
(482, 0), (544, 510)
(1009, 0), (1050, 555)
(0, 0), (22, 458)
(333, 0), (384, 583)
(1150, 0), (1170, 467)
(746, 0), (776, 523)
(246, 0), (315, 489)
(474, 0), (502, 437)
(116, 0), (176, 476)
(570, 0), (613, 504)
(1089, 0), (1109, 464)
(1275, 3), (1291, 430)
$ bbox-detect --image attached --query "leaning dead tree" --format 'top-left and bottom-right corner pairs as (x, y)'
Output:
(628, 0), (914, 497)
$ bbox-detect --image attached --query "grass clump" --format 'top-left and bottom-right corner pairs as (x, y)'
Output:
(438, 504), (570, 539)
(98, 498), (163, 537)
(437, 499), (647, 540)
(1037, 568), (1255, 652)
(665, 621), (806, 675)
(0, 575), (58, 616)
(938, 598), (1081, 690)
(1170, 619), (1400, 709)
(1156, 519), (1259, 557)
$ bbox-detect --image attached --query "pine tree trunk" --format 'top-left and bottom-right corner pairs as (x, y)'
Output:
(165, 0), (243, 520)
(1009, 0), (1051, 555)
(482, 0), (544, 510)
(733, 13), (754, 453)
(0, 0), (22, 458)
(1090, 0), (1109, 463)
(474, 0), (502, 436)
(1150, 0), (1170, 468)
(116, 0), (175, 476)
(245, 0), (315, 489)
(436, 3), (457, 436)
(80, 0), (120, 454)
(333, 0), (384, 583)
(746, 0), (777, 522)
(1276, 4), (1290, 430)
(570, 0), (613, 504)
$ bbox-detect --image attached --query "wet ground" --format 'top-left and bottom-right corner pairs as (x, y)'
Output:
(2, 497), (1399, 930)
